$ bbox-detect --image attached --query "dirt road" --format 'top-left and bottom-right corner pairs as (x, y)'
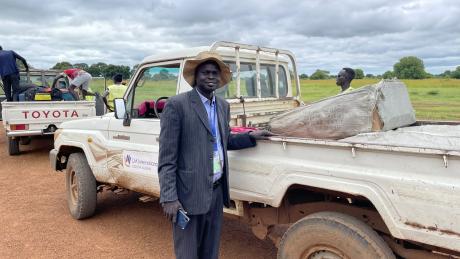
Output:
(0, 129), (276, 258)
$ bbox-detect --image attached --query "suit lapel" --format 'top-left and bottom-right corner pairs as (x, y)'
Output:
(189, 89), (212, 134)
(216, 97), (228, 149)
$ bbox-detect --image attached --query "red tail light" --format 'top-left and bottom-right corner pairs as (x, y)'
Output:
(10, 124), (28, 130)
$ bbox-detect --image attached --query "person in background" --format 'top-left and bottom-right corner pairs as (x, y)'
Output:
(63, 68), (95, 100)
(0, 46), (29, 101)
(102, 73), (127, 111)
(336, 67), (355, 93)
(158, 51), (273, 259)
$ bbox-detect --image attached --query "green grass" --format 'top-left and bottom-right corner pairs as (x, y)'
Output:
(89, 78), (111, 94)
(300, 78), (460, 121)
(90, 79), (177, 107)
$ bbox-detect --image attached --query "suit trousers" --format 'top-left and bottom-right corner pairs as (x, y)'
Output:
(1, 73), (20, 101)
(173, 184), (223, 259)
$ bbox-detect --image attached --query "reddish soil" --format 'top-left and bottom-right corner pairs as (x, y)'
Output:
(0, 128), (276, 258)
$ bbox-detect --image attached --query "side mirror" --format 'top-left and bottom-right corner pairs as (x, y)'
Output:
(114, 98), (126, 119)
(114, 98), (132, 126)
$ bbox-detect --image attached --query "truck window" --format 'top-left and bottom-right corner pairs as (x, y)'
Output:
(215, 62), (288, 99)
(20, 75), (43, 87)
(126, 64), (180, 119)
(43, 75), (58, 88)
(267, 65), (288, 97)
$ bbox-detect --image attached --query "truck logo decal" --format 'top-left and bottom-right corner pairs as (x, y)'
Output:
(22, 110), (79, 119)
(122, 151), (158, 173)
(125, 154), (132, 167)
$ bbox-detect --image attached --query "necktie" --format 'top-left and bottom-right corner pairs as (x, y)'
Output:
(209, 101), (222, 182)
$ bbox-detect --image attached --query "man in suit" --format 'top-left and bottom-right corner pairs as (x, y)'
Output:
(158, 51), (272, 259)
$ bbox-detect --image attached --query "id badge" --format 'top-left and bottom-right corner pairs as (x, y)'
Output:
(213, 151), (221, 173)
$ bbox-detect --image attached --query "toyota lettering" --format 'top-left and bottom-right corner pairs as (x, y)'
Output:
(22, 110), (79, 119)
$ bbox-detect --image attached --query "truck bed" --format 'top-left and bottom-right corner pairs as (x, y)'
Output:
(226, 133), (460, 251)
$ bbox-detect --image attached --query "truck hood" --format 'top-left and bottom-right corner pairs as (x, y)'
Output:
(60, 116), (110, 131)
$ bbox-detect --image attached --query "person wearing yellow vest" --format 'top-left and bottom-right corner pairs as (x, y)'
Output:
(102, 74), (127, 111)
(336, 67), (355, 93)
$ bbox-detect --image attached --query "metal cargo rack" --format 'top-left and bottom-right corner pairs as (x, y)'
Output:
(210, 41), (301, 100)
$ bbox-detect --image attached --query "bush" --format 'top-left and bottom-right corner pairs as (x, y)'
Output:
(310, 69), (330, 80)
(382, 70), (395, 79)
(354, 68), (364, 79)
(394, 56), (426, 79)
(451, 66), (460, 79)
(300, 73), (309, 79)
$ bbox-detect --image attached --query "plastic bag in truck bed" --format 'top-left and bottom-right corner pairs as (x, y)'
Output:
(268, 80), (416, 139)
(339, 125), (460, 151)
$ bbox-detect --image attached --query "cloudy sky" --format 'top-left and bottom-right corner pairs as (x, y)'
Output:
(1, 0), (459, 75)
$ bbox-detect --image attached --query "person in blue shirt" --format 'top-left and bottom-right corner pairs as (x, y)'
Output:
(0, 46), (29, 101)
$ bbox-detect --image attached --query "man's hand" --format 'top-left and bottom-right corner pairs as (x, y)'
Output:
(249, 129), (277, 140)
(162, 200), (183, 223)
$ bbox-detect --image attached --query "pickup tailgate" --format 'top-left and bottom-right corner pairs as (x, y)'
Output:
(1, 100), (96, 135)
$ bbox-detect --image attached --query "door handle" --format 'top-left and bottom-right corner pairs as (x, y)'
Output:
(156, 136), (160, 142)
(113, 134), (130, 141)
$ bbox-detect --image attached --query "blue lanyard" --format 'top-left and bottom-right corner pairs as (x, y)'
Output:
(209, 101), (218, 151)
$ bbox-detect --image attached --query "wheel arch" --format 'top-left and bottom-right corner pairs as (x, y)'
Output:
(274, 180), (404, 240)
(55, 144), (88, 171)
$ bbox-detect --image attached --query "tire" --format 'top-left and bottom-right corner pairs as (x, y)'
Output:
(65, 152), (97, 219)
(8, 137), (20, 155)
(278, 211), (395, 259)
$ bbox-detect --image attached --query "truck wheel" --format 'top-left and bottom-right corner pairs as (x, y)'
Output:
(66, 152), (97, 219)
(277, 211), (395, 259)
(8, 137), (20, 155)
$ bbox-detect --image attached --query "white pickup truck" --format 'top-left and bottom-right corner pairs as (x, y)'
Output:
(1, 69), (96, 155)
(50, 42), (460, 258)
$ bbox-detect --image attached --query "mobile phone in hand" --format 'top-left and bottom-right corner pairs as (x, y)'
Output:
(176, 209), (190, 230)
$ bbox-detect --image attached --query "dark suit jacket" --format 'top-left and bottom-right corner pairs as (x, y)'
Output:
(158, 89), (256, 215)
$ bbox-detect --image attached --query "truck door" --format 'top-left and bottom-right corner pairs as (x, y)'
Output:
(106, 62), (181, 194)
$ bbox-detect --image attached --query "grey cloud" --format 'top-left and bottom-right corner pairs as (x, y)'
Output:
(0, 0), (458, 75)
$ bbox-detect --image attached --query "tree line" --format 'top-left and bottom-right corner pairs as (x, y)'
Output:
(51, 56), (460, 81)
(51, 61), (133, 80)
(300, 56), (460, 80)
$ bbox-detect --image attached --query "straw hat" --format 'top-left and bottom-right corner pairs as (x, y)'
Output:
(183, 51), (231, 88)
